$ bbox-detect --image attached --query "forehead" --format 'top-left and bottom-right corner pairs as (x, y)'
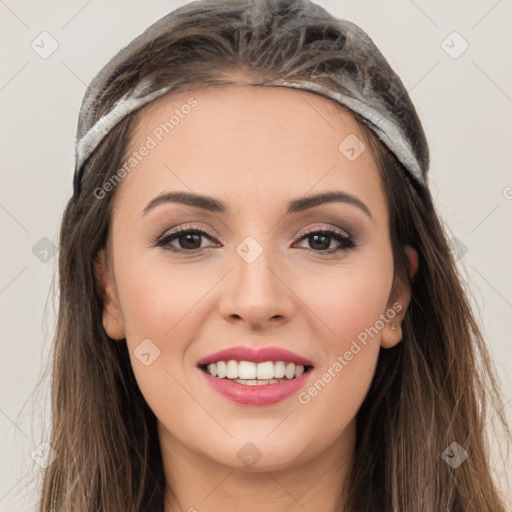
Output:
(139, 82), (363, 140)
(114, 84), (386, 221)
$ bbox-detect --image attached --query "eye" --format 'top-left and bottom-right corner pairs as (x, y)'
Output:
(152, 224), (357, 255)
(153, 224), (219, 253)
(293, 225), (356, 254)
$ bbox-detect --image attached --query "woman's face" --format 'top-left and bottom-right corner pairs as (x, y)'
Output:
(97, 84), (412, 473)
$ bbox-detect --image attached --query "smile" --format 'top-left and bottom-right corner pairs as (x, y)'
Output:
(201, 360), (313, 383)
(198, 360), (314, 405)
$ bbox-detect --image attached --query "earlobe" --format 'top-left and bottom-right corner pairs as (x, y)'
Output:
(380, 314), (406, 349)
(94, 249), (126, 341)
(380, 297), (409, 349)
(380, 245), (418, 349)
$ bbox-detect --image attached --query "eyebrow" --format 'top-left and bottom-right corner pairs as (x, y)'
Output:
(140, 190), (373, 221)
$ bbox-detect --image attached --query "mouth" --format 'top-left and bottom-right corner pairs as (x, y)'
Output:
(198, 360), (315, 386)
(196, 345), (315, 404)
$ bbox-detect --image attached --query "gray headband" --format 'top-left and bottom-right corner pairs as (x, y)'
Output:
(74, 0), (429, 194)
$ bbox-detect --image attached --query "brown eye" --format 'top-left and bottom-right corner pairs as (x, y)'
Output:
(153, 225), (356, 255)
(294, 227), (356, 254)
(155, 227), (219, 253)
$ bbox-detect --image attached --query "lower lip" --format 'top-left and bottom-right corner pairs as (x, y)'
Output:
(199, 368), (313, 405)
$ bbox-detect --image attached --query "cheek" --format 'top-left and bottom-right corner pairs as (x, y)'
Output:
(114, 253), (219, 393)
(315, 273), (389, 335)
(292, 256), (393, 416)
(116, 253), (214, 341)
(117, 264), (204, 421)
(297, 256), (394, 351)
(292, 269), (390, 431)
(296, 339), (378, 449)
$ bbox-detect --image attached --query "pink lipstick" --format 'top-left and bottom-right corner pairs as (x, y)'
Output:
(196, 345), (314, 405)
(199, 369), (313, 405)
(197, 345), (313, 367)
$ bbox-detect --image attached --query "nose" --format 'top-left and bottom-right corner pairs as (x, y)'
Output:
(218, 243), (296, 330)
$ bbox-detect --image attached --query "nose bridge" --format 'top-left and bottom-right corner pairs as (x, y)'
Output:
(218, 233), (295, 327)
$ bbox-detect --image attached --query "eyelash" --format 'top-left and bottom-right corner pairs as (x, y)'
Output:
(152, 223), (357, 255)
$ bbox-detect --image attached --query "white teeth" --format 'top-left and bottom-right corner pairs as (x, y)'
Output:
(207, 363), (218, 377)
(203, 360), (309, 380)
(257, 361), (274, 380)
(238, 361), (256, 379)
(274, 360), (285, 378)
(285, 362), (295, 379)
(216, 361), (227, 379)
(226, 360), (238, 379)
(232, 378), (283, 386)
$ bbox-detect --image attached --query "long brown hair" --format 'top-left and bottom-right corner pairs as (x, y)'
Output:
(37, 0), (510, 510)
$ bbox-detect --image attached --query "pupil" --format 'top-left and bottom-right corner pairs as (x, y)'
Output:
(181, 233), (201, 249)
(310, 234), (329, 250)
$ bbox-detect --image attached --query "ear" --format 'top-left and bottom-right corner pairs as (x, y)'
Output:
(94, 249), (126, 341)
(380, 245), (418, 349)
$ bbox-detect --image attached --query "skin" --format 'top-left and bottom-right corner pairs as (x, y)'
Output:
(95, 82), (418, 512)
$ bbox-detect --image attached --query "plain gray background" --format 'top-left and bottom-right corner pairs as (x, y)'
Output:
(1, 1), (511, 510)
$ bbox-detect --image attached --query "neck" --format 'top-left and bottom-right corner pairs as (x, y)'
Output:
(160, 420), (355, 512)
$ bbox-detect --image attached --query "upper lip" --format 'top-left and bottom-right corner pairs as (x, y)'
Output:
(197, 345), (314, 367)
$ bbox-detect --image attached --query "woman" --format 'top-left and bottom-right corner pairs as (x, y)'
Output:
(39, 0), (510, 510)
